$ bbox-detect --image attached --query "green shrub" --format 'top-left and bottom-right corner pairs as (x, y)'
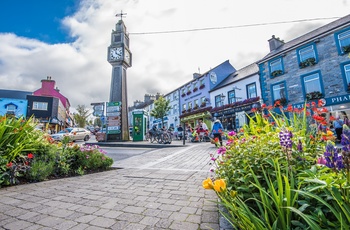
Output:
(26, 160), (54, 182)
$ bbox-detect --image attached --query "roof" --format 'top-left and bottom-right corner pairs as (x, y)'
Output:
(0, 89), (32, 99)
(210, 63), (259, 91)
(258, 13), (350, 63)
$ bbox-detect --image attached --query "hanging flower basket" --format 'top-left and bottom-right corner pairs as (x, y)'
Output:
(342, 45), (350, 53)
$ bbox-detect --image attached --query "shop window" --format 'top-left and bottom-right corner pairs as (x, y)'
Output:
(341, 62), (350, 92)
(215, 95), (223, 107)
(271, 81), (287, 105)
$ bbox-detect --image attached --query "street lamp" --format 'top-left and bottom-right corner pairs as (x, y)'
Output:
(220, 93), (226, 106)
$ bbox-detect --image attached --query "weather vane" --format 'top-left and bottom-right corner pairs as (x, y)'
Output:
(116, 10), (127, 20)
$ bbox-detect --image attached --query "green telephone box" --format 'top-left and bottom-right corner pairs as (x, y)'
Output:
(132, 110), (147, 141)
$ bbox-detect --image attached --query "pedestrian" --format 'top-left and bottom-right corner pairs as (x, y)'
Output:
(177, 125), (184, 140)
(211, 119), (223, 146)
(334, 116), (344, 142)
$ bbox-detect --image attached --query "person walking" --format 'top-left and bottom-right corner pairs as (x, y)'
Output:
(334, 116), (344, 142)
(211, 119), (223, 146)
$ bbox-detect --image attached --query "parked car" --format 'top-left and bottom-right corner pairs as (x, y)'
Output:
(50, 127), (91, 142)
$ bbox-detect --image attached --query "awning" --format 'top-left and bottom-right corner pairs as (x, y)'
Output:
(180, 111), (212, 123)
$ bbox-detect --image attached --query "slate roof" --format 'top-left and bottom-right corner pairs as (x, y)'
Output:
(258, 13), (350, 63)
(0, 89), (32, 99)
(210, 63), (259, 91)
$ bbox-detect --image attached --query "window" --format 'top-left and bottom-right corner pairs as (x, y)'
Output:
(200, 96), (206, 107)
(181, 88), (186, 96)
(297, 44), (317, 68)
(173, 104), (178, 114)
(113, 34), (121, 43)
(342, 63), (350, 90)
(199, 78), (205, 89)
(194, 99), (199, 108)
(182, 104), (186, 111)
(33, 102), (48, 111)
(303, 73), (321, 94)
(247, 83), (257, 98)
(6, 104), (16, 112)
(187, 85), (191, 92)
(188, 102), (192, 110)
(272, 82), (287, 102)
(336, 29), (350, 54)
(215, 95), (223, 107)
(173, 92), (177, 100)
(193, 82), (198, 91)
(269, 58), (284, 78)
(228, 90), (236, 104)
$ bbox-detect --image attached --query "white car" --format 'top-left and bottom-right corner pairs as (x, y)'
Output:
(50, 128), (91, 142)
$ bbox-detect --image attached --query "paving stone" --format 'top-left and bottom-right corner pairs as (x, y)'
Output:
(139, 216), (160, 226)
(104, 210), (123, 219)
(180, 206), (198, 214)
(2, 220), (33, 230)
(169, 220), (199, 230)
(186, 214), (201, 224)
(36, 216), (65, 227)
(69, 223), (90, 230)
(52, 220), (78, 230)
(117, 212), (144, 222)
(124, 222), (147, 230)
(74, 214), (97, 223)
(169, 212), (189, 221)
(123, 205), (146, 214)
(89, 216), (116, 228)
(110, 220), (129, 230)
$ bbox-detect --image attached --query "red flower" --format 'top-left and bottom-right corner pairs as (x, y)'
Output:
(27, 153), (34, 159)
(321, 107), (328, 113)
(214, 138), (219, 142)
(6, 162), (13, 168)
(25, 161), (29, 165)
(267, 105), (273, 110)
(286, 105), (293, 112)
(329, 116), (336, 121)
(311, 101), (316, 107)
(261, 104), (266, 109)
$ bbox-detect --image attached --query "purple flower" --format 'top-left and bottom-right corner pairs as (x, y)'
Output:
(297, 139), (303, 152)
(324, 141), (343, 170)
(279, 129), (293, 149)
(317, 156), (327, 165)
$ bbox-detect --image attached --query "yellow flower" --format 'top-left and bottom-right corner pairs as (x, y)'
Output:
(213, 179), (226, 192)
(230, 190), (237, 198)
(202, 178), (214, 189)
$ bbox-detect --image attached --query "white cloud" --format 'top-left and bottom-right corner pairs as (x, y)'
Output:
(0, 0), (349, 111)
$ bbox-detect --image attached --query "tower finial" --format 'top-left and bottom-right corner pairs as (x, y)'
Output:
(116, 10), (127, 21)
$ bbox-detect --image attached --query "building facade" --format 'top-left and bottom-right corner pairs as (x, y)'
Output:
(258, 14), (350, 120)
(0, 89), (32, 118)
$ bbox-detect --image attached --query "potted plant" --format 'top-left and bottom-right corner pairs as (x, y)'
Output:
(342, 45), (350, 53)
(271, 70), (283, 78)
(299, 57), (316, 68)
(306, 91), (323, 101)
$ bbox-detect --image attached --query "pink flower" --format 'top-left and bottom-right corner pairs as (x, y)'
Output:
(217, 147), (226, 155)
(317, 156), (327, 165)
(211, 157), (216, 161)
(228, 131), (236, 136)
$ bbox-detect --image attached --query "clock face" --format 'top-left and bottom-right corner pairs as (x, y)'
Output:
(110, 47), (123, 60)
(124, 49), (130, 65)
(209, 72), (217, 84)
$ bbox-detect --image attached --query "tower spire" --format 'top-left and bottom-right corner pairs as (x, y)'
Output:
(115, 10), (127, 21)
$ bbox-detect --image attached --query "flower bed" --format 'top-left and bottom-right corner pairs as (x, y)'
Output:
(204, 100), (350, 229)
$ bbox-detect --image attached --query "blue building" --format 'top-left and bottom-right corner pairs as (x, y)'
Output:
(258, 14), (350, 120)
(0, 89), (32, 118)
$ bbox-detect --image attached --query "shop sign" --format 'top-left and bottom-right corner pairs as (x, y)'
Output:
(292, 93), (350, 109)
(214, 104), (255, 116)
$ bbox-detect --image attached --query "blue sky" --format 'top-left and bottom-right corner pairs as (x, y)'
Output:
(0, 0), (78, 43)
(0, 0), (349, 110)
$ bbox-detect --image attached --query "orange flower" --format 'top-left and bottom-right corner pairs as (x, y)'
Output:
(213, 179), (226, 192)
(202, 178), (214, 189)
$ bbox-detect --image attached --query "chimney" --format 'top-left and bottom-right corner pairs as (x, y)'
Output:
(55, 87), (60, 93)
(193, 73), (201, 79)
(268, 35), (284, 51)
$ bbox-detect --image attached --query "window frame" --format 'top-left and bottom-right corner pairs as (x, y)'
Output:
(270, 81), (288, 103)
(334, 27), (350, 55)
(215, 95), (222, 107)
(228, 90), (236, 104)
(296, 43), (318, 68)
(268, 57), (284, 78)
(300, 70), (324, 99)
(246, 83), (257, 98)
(340, 60), (350, 92)
(32, 102), (48, 111)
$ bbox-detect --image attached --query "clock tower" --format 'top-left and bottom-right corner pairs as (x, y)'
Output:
(107, 13), (132, 141)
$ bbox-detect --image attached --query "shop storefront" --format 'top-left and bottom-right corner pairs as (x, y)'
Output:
(180, 107), (212, 130)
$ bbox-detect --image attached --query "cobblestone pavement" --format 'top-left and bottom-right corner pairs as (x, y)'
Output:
(0, 142), (228, 230)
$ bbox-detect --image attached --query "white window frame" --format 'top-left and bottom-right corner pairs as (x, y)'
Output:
(33, 102), (48, 111)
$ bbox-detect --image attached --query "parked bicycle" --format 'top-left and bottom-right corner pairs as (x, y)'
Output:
(147, 126), (172, 144)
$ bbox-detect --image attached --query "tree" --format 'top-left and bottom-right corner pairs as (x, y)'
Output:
(94, 117), (102, 128)
(73, 105), (91, 128)
(150, 96), (171, 127)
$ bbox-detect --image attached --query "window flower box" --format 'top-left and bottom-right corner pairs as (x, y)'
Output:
(299, 57), (316, 68)
(271, 70), (283, 78)
(342, 45), (350, 54)
(186, 91), (191, 95)
(199, 84), (205, 89)
(306, 91), (323, 101)
(193, 87), (198, 92)
(200, 102), (206, 107)
(274, 98), (287, 106)
(182, 110), (186, 114)
(193, 105), (199, 110)
(181, 93), (186, 97)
